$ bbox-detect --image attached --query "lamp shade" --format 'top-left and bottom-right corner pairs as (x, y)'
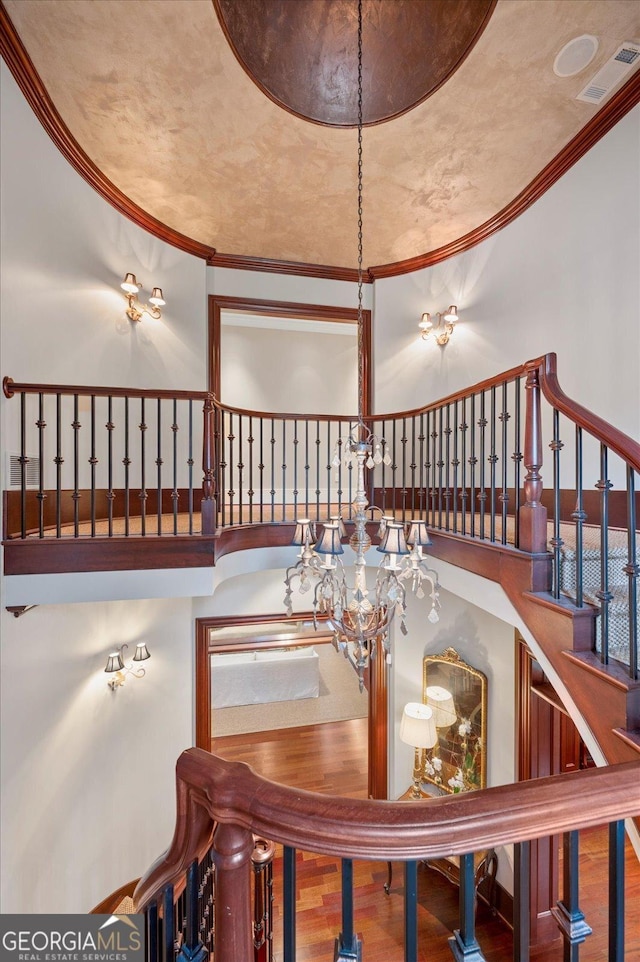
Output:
(419, 312), (433, 331)
(292, 518), (314, 546)
(425, 685), (456, 728)
(133, 642), (151, 662)
(377, 515), (395, 539)
(149, 288), (165, 307)
(407, 519), (432, 548)
(400, 702), (437, 749)
(329, 515), (347, 538)
(121, 272), (139, 294)
(377, 521), (409, 556)
(443, 305), (458, 322)
(314, 523), (344, 556)
(105, 651), (124, 673)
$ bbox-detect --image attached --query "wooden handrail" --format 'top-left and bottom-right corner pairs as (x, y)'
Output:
(2, 376), (209, 402)
(134, 748), (640, 911)
(536, 354), (640, 474)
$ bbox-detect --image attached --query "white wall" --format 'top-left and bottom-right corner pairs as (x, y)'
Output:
(374, 106), (640, 444)
(0, 597), (193, 913)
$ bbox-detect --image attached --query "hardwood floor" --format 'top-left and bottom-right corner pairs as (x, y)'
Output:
(212, 718), (640, 961)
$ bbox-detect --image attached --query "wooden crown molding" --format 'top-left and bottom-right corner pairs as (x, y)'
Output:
(2, 1), (638, 281)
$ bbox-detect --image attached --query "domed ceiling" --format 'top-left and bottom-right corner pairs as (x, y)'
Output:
(2, 0), (639, 276)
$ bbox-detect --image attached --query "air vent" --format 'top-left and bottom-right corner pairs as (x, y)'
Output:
(7, 453), (41, 488)
(576, 41), (640, 104)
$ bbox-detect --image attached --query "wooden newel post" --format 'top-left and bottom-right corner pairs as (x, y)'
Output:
(201, 393), (216, 535)
(212, 821), (255, 962)
(520, 363), (547, 554)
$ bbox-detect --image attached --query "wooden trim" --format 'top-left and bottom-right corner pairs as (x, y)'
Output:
(195, 612), (332, 751)
(208, 295), (372, 417)
(2, 535), (216, 574)
(2, 376), (207, 402)
(5, 2), (635, 282)
(369, 71), (640, 279)
(0, 4), (216, 264)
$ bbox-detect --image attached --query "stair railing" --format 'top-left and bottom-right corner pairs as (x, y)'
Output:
(133, 749), (640, 962)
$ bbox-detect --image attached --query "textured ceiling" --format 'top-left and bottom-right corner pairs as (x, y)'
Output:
(4, 0), (640, 270)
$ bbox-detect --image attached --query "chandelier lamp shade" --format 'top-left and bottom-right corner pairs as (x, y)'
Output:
(282, 0), (442, 689)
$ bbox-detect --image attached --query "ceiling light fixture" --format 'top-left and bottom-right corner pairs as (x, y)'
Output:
(105, 641), (151, 691)
(121, 272), (165, 322)
(284, 0), (441, 690)
(419, 305), (459, 346)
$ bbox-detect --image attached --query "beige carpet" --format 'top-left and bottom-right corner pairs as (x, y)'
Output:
(211, 643), (368, 737)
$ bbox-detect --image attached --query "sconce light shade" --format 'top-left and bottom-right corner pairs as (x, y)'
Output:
(377, 521), (409, 557)
(400, 702), (437, 749)
(407, 519), (432, 548)
(419, 306), (460, 345)
(120, 273), (139, 295)
(442, 305), (459, 323)
(419, 312), (433, 334)
(148, 288), (165, 307)
(314, 523), (344, 556)
(292, 518), (314, 546)
(133, 642), (151, 663)
(105, 651), (125, 673)
(425, 685), (457, 728)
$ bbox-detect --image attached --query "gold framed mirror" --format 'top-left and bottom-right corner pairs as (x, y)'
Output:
(421, 647), (487, 794)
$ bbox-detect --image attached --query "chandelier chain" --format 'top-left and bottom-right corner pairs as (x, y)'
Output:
(357, 0), (364, 423)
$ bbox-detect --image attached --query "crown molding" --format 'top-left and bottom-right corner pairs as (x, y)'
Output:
(2, 1), (638, 282)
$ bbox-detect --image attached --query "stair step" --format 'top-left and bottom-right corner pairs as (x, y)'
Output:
(612, 728), (640, 755)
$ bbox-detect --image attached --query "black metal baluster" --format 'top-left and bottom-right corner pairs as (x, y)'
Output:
(37, 392), (46, 538)
(140, 397), (147, 536)
(292, 418), (298, 520)
(460, 398), (468, 537)
(449, 852), (487, 961)
(269, 417), (276, 523)
(248, 416), (255, 525)
(452, 401), (459, 533)
(335, 859), (361, 960)
(55, 393), (63, 537)
(550, 409), (564, 600)
(315, 419), (321, 522)
(107, 397), (114, 538)
(124, 397), (130, 537)
(177, 859), (207, 962)
(304, 420), (309, 519)
(283, 845), (296, 962)
(259, 416), (265, 523)
(596, 444), (613, 663)
(326, 420), (332, 521)
(162, 884), (175, 962)
(188, 400), (194, 535)
(72, 394), (81, 537)
(499, 383), (509, 545)
(401, 417), (408, 522)
(572, 427), (586, 607)
(146, 900), (158, 962)
(156, 398), (163, 535)
(390, 418), (398, 520)
(282, 419), (287, 523)
(404, 859), (418, 962)
(469, 394), (476, 537)
(410, 415), (417, 520)
(172, 399), (179, 536)
(626, 468), (638, 680)
(219, 412), (227, 528)
(336, 421), (343, 518)
(19, 392), (27, 538)
(431, 410), (438, 529)
(489, 384), (497, 542)
(418, 413), (425, 519)
(90, 395), (96, 537)
(513, 841), (530, 962)
(238, 413), (244, 524)
(478, 392), (487, 540)
(444, 404), (452, 530)
(609, 820), (625, 962)
(437, 406), (444, 528)
(553, 831), (592, 960)
(513, 377), (523, 549)
(228, 412), (235, 526)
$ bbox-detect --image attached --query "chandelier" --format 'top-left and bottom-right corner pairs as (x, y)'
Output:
(283, 0), (441, 689)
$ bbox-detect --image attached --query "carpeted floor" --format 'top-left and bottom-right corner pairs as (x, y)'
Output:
(211, 642), (368, 737)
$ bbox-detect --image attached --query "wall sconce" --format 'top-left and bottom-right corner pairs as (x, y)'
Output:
(399, 702), (437, 798)
(419, 305), (459, 346)
(121, 272), (165, 322)
(105, 642), (151, 691)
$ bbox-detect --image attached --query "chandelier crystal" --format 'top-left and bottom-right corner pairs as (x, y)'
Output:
(283, 0), (441, 689)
